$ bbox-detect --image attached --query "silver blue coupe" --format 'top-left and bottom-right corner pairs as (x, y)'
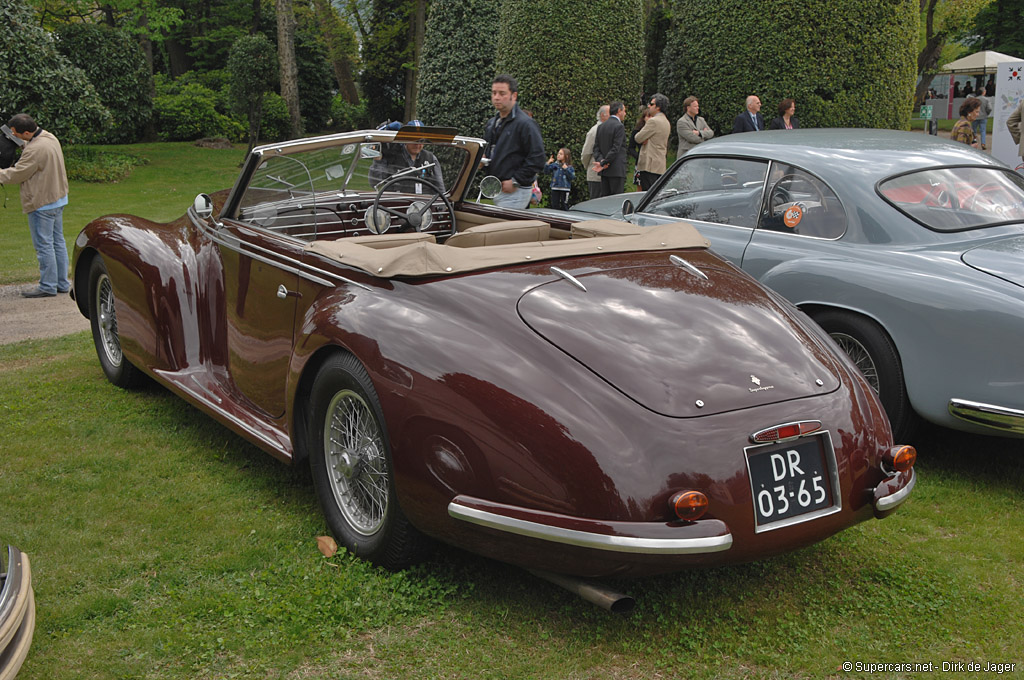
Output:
(539, 129), (1024, 441)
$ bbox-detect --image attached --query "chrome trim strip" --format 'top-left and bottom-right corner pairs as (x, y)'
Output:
(550, 266), (587, 292)
(876, 469), (917, 512)
(669, 254), (709, 280)
(447, 502), (733, 555)
(948, 398), (1024, 435)
(749, 420), (822, 444)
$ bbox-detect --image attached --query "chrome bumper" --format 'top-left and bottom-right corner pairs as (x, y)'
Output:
(448, 496), (733, 555)
(874, 468), (916, 513)
(949, 399), (1024, 436)
(0, 544), (36, 680)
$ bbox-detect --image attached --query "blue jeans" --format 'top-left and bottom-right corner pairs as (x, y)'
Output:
(27, 205), (70, 294)
(972, 119), (987, 147)
(493, 185), (533, 210)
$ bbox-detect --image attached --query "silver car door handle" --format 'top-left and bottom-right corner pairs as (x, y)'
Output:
(277, 284), (301, 299)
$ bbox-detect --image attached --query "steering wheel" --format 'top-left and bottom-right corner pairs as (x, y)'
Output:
(370, 172), (457, 236)
(769, 173), (826, 216)
(923, 182), (960, 209)
(963, 181), (1009, 211)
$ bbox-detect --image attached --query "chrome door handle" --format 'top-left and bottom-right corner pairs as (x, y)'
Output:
(277, 284), (301, 299)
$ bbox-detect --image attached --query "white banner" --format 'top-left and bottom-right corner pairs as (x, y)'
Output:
(991, 62), (1024, 171)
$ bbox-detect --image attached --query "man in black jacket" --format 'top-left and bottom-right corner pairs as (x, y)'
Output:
(483, 75), (545, 209)
(732, 95), (765, 133)
(591, 101), (627, 198)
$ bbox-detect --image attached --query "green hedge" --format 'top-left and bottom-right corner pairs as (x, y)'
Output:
(0, 0), (110, 143)
(658, 0), (917, 137)
(56, 23), (152, 144)
(153, 78), (245, 142)
(417, 0), (499, 135)
(497, 0), (644, 206)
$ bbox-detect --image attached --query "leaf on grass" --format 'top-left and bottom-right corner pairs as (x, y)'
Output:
(317, 535), (338, 557)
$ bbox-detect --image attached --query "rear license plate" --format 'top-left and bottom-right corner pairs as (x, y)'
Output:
(745, 432), (840, 532)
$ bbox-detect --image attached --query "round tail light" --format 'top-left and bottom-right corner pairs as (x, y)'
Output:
(883, 445), (916, 473)
(669, 491), (709, 521)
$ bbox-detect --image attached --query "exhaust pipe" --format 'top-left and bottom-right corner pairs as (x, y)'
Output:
(528, 569), (635, 613)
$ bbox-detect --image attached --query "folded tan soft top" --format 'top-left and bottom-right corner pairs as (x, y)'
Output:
(305, 220), (710, 278)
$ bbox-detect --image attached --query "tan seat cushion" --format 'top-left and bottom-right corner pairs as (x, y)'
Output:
(343, 232), (436, 249)
(446, 220), (551, 248)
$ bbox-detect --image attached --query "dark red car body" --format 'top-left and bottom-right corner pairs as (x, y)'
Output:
(70, 129), (914, 578)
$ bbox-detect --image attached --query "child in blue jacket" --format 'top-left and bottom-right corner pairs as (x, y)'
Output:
(543, 147), (575, 210)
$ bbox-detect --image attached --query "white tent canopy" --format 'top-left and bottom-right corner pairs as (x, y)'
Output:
(942, 50), (1022, 73)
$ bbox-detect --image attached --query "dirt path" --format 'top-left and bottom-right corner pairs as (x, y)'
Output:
(0, 283), (90, 345)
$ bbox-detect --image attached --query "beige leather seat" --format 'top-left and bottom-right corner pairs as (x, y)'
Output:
(445, 220), (551, 248)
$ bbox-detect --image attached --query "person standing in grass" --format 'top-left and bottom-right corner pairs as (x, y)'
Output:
(0, 114), (70, 298)
(543, 147), (575, 210)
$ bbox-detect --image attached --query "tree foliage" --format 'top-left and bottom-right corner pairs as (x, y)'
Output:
(361, 0), (414, 124)
(0, 0), (111, 143)
(915, 0), (991, 104)
(659, 0), (918, 134)
(56, 23), (153, 144)
(417, 0), (498, 134)
(497, 0), (644, 204)
(969, 0), (1020, 61)
(228, 33), (279, 151)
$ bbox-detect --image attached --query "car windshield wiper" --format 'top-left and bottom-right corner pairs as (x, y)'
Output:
(390, 162), (437, 179)
(267, 175), (296, 188)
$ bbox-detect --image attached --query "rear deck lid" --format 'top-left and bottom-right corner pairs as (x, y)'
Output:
(518, 259), (842, 418)
(961, 235), (1024, 288)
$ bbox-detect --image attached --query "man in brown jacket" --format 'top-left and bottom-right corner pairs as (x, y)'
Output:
(634, 93), (670, 191)
(0, 114), (70, 297)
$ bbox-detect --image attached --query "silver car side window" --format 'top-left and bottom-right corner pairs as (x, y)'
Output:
(760, 164), (846, 239)
(645, 157), (769, 228)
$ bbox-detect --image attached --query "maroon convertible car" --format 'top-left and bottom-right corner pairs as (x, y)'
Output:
(70, 127), (915, 579)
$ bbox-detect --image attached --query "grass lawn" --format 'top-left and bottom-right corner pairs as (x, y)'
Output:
(2, 334), (1022, 679)
(2, 141), (1023, 678)
(0, 142), (245, 286)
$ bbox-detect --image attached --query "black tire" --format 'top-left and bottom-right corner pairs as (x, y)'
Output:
(307, 353), (430, 569)
(88, 256), (144, 388)
(813, 310), (919, 442)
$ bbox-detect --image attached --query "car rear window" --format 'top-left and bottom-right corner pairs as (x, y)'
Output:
(878, 167), (1024, 231)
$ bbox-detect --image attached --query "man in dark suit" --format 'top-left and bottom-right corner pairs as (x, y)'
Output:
(732, 95), (764, 133)
(591, 100), (627, 197)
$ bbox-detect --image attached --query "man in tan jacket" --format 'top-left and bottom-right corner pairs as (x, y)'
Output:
(634, 93), (670, 191)
(1007, 98), (1024, 164)
(0, 114), (70, 297)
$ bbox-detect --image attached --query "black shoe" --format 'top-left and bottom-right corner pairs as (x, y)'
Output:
(21, 287), (57, 298)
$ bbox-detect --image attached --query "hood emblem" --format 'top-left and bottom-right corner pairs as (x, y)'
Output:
(749, 374), (775, 393)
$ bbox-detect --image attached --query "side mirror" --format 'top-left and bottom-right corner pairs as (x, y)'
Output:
(193, 193), (214, 220)
(621, 199), (635, 217)
(477, 175), (502, 202)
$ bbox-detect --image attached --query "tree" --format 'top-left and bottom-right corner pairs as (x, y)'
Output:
(659, 0), (918, 133)
(56, 23), (153, 143)
(497, 0), (643, 203)
(970, 0), (1024, 62)
(914, 0), (991, 106)
(277, 0), (302, 137)
(228, 33), (279, 153)
(311, 0), (360, 104)
(417, 0), (497, 134)
(360, 0), (415, 124)
(0, 0), (111, 143)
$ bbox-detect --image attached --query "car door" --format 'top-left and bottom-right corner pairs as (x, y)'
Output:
(211, 154), (327, 418)
(739, 163), (848, 281)
(629, 155), (770, 265)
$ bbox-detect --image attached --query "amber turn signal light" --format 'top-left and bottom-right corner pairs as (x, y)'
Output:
(883, 445), (916, 473)
(670, 491), (709, 521)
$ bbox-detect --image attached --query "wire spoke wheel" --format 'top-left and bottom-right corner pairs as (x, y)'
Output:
(95, 272), (123, 368)
(324, 390), (389, 536)
(830, 332), (879, 393)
